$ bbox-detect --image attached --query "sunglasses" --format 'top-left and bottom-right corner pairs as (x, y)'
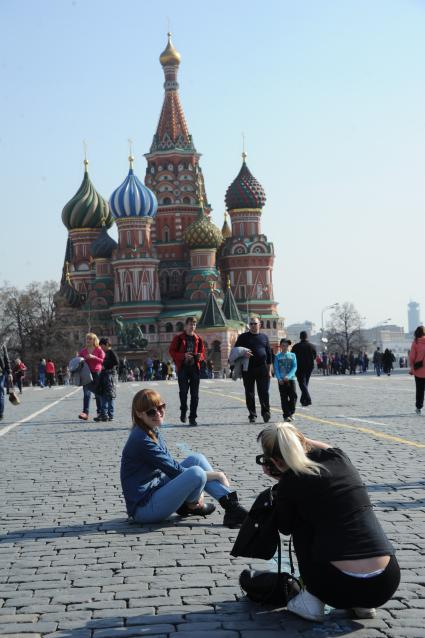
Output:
(250, 322), (259, 326)
(144, 403), (166, 417)
(256, 454), (269, 466)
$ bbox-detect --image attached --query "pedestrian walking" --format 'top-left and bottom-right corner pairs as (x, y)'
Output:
(78, 332), (105, 421)
(13, 359), (27, 394)
(0, 341), (13, 421)
(382, 349), (395, 376)
(233, 315), (272, 424)
(274, 339), (297, 422)
(409, 325), (425, 415)
(373, 348), (383, 376)
(120, 389), (247, 527)
(254, 422), (400, 622)
(169, 316), (205, 426)
(94, 337), (119, 422)
(292, 331), (316, 407)
(38, 358), (46, 387)
(46, 359), (56, 387)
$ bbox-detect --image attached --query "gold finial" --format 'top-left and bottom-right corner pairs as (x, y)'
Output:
(159, 31), (181, 66)
(128, 138), (134, 168)
(242, 132), (247, 161)
(196, 171), (205, 212)
(226, 276), (231, 289)
(65, 261), (71, 284)
(210, 281), (215, 291)
(83, 140), (88, 172)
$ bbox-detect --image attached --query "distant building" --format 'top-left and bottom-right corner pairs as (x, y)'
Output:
(362, 324), (411, 357)
(286, 321), (316, 343)
(408, 301), (421, 334)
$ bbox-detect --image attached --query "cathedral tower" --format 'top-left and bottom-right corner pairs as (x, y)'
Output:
(219, 154), (278, 320)
(144, 33), (212, 304)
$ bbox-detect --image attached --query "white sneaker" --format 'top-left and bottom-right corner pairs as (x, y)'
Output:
(352, 607), (377, 619)
(287, 589), (325, 622)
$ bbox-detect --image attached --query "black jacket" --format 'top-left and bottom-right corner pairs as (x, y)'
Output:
(276, 447), (394, 561)
(292, 340), (316, 372)
(0, 343), (11, 375)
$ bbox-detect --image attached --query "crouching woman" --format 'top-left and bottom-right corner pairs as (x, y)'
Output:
(257, 423), (400, 622)
(120, 389), (247, 528)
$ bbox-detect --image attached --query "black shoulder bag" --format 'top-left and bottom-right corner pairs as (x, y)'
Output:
(231, 486), (300, 605)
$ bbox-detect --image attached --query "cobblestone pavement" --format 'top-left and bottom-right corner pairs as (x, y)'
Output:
(0, 372), (424, 638)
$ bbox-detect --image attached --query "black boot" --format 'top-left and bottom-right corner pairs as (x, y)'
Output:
(176, 502), (216, 517)
(219, 492), (248, 529)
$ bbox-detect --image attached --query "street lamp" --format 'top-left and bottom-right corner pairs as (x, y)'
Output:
(321, 303), (338, 347)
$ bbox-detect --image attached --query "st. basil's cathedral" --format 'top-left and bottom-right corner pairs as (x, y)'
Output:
(58, 34), (284, 370)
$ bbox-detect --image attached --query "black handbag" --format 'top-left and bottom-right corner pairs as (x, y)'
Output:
(414, 360), (424, 370)
(231, 486), (279, 560)
(231, 486), (301, 605)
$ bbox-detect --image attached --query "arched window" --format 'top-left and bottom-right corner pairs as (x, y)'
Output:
(160, 272), (170, 294)
(165, 322), (173, 333)
(266, 320), (271, 329)
(171, 271), (179, 286)
(183, 196), (191, 204)
(162, 197), (172, 205)
(162, 226), (169, 242)
(273, 321), (277, 329)
(176, 321), (184, 332)
(149, 324), (156, 334)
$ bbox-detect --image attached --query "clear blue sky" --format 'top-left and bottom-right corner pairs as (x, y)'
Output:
(1, 0), (423, 330)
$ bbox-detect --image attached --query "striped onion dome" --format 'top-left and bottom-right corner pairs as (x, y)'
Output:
(225, 159), (266, 211)
(91, 227), (118, 259)
(109, 160), (157, 219)
(62, 162), (113, 230)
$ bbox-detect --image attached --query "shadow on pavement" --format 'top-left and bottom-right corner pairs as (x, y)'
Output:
(0, 518), (224, 544)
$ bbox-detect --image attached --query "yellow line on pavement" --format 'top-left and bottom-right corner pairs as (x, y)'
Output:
(200, 388), (425, 449)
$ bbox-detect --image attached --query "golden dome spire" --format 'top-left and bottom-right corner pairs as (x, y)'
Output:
(159, 32), (181, 66)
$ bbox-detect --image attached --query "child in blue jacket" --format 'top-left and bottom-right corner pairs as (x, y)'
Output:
(274, 339), (298, 421)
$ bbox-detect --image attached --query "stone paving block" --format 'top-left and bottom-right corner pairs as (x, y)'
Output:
(174, 621), (222, 631)
(0, 623), (59, 634)
(93, 626), (175, 638)
(176, 632), (237, 638)
(44, 631), (91, 638)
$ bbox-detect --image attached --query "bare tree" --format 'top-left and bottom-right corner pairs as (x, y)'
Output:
(326, 302), (367, 354)
(0, 281), (78, 381)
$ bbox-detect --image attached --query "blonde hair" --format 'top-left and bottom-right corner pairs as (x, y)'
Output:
(85, 332), (99, 347)
(132, 389), (164, 442)
(259, 423), (322, 476)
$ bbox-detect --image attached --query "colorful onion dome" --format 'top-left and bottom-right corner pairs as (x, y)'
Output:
(109, 159), (158, 219)
(62, 161), (113, 230)
(60, 280), (82, 308)
(184, 211), (223, 249)
(160, 32), (181, 66)
(221, 211), (232, 239)
(91, 227), (118, 259)
(225, 157), (266, 211)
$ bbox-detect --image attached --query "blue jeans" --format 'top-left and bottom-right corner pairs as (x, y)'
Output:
(101, 396), (114, 418)
(39, 372), (46, 387)
(0, 373), (5, 417)
(83, 373), (101, 415)
(134, 452), (230, 523)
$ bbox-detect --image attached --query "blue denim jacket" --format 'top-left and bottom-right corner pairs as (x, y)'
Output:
(120, 426), (184, 516)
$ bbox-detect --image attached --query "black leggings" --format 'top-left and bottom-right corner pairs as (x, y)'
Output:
(294, 531), (400, 609)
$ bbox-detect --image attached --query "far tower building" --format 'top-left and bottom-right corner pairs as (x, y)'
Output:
(408, 301), (421, 334)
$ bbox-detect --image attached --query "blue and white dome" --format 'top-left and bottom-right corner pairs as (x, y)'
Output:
(110, 161), (158, 219)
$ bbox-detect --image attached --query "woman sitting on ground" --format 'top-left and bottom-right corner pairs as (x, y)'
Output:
(120, 389), (247, 527)
(256, 423), (400, 622)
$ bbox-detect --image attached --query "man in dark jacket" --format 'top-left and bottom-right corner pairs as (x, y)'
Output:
(169, 317), (205, 426)
(234, 316), (272, 424)
(0, 341), (13, 421)
(292, 331), (317, 407)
